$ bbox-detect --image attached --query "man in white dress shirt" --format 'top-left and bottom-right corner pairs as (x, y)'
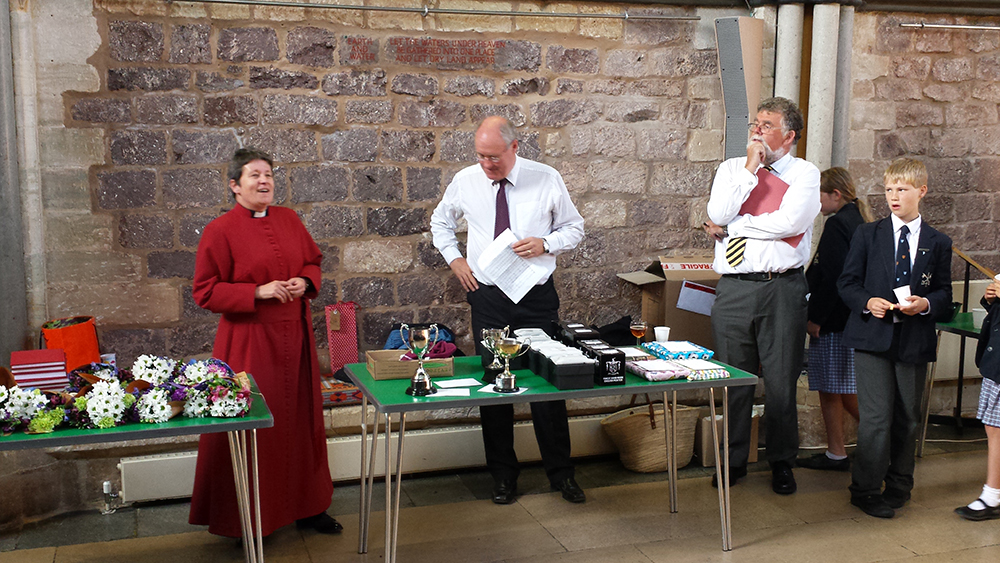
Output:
(430, 116), (586, 505)
(704, 97), (821, 495)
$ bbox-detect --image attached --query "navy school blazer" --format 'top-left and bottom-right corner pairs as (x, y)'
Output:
(837, 217), (953, 364)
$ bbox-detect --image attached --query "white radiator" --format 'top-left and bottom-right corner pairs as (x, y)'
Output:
(119, 415), (616, 503)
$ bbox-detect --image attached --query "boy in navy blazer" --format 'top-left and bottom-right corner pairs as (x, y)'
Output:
(837, 158), (953, 518)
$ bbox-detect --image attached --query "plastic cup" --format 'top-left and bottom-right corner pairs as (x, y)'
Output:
(654, 326), (670, 342)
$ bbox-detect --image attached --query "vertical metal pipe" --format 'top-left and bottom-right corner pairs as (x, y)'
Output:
(0, 0), (29, 361)
(831, 5), (855, 168)
(774, 3), (804, 104)
(806, 3), (842, 171)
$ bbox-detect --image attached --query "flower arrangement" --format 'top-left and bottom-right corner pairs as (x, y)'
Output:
(4, 356), (252, 436)
(1, 385), (48, 433)
(131, 355), (177, 385)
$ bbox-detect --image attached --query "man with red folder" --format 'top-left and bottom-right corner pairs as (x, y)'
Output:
(704, 97), (821, 495)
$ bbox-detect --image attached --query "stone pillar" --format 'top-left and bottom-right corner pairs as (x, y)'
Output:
(774, 3), (804, 105)
(805, 3), (841, 171)
(831, 5), (855, 168)
(1, 0), (29, 357)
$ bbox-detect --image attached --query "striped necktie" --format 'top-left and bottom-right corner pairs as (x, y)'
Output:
(726, 236), (746, 267)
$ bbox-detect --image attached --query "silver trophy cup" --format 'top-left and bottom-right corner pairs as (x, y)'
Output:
(401, 323), (439, 397)
(493, 336), (530, 393)
(481, 326), (509, 383)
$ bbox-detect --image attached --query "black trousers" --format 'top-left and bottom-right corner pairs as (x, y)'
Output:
(468, 279), (574, 484)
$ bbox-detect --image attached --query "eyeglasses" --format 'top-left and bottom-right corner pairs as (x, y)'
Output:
(476, 153), (504, 163)
(748, 121), (783, 134)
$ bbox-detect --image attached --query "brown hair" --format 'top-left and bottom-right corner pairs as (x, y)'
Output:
(883, 157), (928, 190)
(821, 167), (873, 222)
(228, 147), (273, 184)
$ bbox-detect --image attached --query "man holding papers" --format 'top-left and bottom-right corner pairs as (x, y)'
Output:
(430, 116), (585, 505)
(704, 97), (820, 495)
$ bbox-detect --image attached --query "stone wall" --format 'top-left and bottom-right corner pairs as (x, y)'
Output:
(850, 12), (1000, 277)
(45, 0), (738, 369)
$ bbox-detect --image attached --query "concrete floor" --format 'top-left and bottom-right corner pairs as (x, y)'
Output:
(1, 424), (996, 563)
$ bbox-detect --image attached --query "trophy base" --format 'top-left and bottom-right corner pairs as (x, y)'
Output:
(492, 384), (520, 394)
(405, 384), (437, 397)
(482, 365), (503, 384)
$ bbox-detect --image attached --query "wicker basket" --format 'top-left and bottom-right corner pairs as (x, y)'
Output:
(601, 403), (700, 473)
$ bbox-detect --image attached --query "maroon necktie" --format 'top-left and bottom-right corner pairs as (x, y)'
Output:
(493, 179), (510, 239)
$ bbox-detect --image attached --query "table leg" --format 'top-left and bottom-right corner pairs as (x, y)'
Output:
(227, 429), (262, 563)
(722, 386), (732, 551)
(708, 387), (732, 552)
(918, 330), (942, 458)
(357, 396), (369, 554)
(385, 413), (392, 563)
(956, 336), (967, 430)
(250, 429), (263, 563)
(391, 414), (406, 563)
(360, 409), (381, 554)
(661, 390), (677, 513)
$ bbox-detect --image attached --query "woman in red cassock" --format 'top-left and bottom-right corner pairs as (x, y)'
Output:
(189, 148), (340, 537)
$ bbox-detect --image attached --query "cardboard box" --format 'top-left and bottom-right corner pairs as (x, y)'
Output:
(694, 412), (759, 467)
(365, 350), (454, 381)
(617, 256), (719, 350)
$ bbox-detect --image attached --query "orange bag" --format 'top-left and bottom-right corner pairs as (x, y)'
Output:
(41, 316), (101, 372)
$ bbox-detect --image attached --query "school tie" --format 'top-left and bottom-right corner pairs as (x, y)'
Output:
(895, 225), (911, 288)
(726, 236), (746, 268)
(493, 179), (510, 239)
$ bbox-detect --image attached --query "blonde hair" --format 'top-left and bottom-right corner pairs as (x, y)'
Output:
(883, 157), (928, 190)
(821, 167), (873, 223)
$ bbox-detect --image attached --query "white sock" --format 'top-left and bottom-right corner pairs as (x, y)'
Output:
(825, 451), (848, 461)
(967, 484), (1000, 510)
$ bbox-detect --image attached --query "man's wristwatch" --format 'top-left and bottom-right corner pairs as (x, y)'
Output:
(542, 238), (550, 254)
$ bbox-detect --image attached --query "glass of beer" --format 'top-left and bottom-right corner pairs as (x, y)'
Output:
(630, 320), (647, 346)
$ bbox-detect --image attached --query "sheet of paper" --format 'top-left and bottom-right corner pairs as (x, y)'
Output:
(477, 229), (548, 304)
(435, 378), (482, 388)
(676, 279), (717, 316)
(477, 384), (528, 395)
(893, 285), (912, 304)
(430, 388), (470, 397)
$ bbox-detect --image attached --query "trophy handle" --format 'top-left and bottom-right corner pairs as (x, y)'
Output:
(428, 324), (440, 354)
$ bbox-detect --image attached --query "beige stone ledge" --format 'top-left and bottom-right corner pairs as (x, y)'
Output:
(255, 5), (306, 21)
(851, 101), (896, 131)
(41, 168), (92, 210)
(849, 129), (875, 161)
(436, 0), (513, 33)
(689, 75), (722, 100)
(167, 1), (209, 18)
(854, 53), (892, 81)
(38, 127), (104, 168)
(515, 2), (577, 34)
(209, 4), (252, 20)
(37, 64), (101, 127)
(579, 5), (623, 40)
(687, 130), (724, 162)
(95, 0), (169, 17)
(367, 0), (427, 31)
(306, 0), (364, 26)
(48, 281), (180, 325)
(342, 239), (414, 273)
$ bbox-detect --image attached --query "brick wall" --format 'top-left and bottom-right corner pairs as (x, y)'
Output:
(850, 12), (1000, 279)
(60, 1), (732, 367)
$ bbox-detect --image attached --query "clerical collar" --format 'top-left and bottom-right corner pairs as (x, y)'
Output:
(238, 205), (268, 218)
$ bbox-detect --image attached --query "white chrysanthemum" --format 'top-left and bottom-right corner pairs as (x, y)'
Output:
(0, 385), (9, 404)
(209, 396), (247, 418)
(183, 390), (210, 418)
(183, 361), (211, 385)
(137, 388), (172, 424)
(132, 355), (176, 385)
(7, 387), (46, 419)
(93, 366), (116, 381)
(86, 380), (127, 428)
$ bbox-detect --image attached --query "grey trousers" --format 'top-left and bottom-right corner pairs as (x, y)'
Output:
(849, 349), (927, 498)
(710, 272), (808, 468)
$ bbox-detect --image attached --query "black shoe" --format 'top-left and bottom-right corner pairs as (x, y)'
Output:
(796, 453), (850, 472)
(851, 494), (895, 518)
(492, 479), (518, 504)
(296, 512), (343, 534)
(551, 477), (586, 503)
(954, 499), (1000, 521)
(710, 465), (748, 488)
(771, 462), (797, 495)
(882, 488), (911, 509)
